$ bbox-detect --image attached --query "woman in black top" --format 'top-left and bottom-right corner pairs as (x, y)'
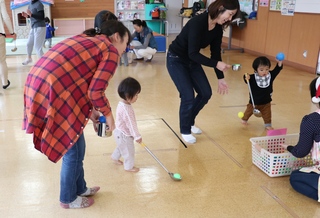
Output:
(281, 77), (320, 201)
(166, 0), (239, 144)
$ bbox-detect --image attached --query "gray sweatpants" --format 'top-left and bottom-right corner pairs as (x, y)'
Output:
(26, 27), (46, 58)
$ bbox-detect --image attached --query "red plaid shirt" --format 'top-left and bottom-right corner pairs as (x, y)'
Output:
(23, 34), (119, 163)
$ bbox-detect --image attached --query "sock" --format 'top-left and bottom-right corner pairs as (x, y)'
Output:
(181, 134), (196, 144)
(191, 126), (202, 134)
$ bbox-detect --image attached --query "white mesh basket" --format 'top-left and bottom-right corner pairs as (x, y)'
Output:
(250, 134), (313, 177)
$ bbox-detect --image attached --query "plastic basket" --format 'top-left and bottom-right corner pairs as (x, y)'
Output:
(250, 134), (313, 177)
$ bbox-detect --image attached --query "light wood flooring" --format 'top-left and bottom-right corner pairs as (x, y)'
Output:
(1, 35), (319, 217)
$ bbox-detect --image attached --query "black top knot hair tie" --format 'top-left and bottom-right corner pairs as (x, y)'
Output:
(95, 27), (101, 34)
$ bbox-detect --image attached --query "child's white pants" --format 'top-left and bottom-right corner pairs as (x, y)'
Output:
(112, 129), (135, 170)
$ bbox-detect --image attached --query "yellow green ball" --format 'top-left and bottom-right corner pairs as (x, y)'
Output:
(238, 112), (244, 118)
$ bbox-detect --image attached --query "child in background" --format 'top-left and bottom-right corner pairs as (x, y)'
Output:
(111, 77), (142, 172)
(241, 56), (283, 130)
(43, 17), (56, 48)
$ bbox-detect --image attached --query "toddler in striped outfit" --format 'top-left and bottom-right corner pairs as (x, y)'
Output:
(111, 77), (142, 172)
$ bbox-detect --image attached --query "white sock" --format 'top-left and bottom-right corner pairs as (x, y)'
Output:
(191, 126), (202, 134)
(181, 134), (196, 144)
(68, 196), (83, 208)
(22, 58), (32, 65)
(81, 188), (90, 196)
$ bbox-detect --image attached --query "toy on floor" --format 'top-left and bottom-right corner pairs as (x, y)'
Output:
(238, 112), (244, 118)
(140, 142), (182, 181)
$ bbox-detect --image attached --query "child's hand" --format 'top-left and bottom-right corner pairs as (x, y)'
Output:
(276, 60), (283, 67)
(245, 73), (250, 81)
(54, 26), (58, 30)
(136, 138), (142, 144)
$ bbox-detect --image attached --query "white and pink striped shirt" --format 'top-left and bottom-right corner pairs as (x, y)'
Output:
(115, 101), (141, 141)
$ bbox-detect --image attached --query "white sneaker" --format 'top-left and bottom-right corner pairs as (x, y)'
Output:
(191, 126), (202, 134)
(22, 58), (32, 65)
(181, 134), (196, 144)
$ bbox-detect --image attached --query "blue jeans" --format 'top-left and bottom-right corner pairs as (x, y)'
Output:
(290, 170), (319, 201)
(60, 134), (87, 203)
(166, 50), (212, 134)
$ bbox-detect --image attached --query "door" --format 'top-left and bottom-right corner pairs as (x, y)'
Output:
(165, 0), (183, 34)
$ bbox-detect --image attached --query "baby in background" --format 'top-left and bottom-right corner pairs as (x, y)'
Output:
(111, 77), (142, 172)
(43, 17), (56, 48)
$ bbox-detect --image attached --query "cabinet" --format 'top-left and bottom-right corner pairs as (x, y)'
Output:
(115, 0), (166, 34)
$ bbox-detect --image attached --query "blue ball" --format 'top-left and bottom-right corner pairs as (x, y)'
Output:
(276, 52), (285, 61)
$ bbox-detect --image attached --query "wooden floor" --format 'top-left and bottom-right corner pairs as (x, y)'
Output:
(1, 35), (319, 217)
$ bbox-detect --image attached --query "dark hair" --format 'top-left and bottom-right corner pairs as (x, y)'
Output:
(208, 0), (240, 29)
(132, 19), (147, 28)
(252, 56), (271, 71)
(83, 20), (131, 44)
(45, 17), (50, 23)
(118, 77), (141, 101)
(94, 10), (118, 28)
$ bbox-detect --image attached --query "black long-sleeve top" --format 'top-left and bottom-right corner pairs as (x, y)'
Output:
(287, 112), (320, 158)
(243, 64), (283, 105)
(168, 11), (224, 79)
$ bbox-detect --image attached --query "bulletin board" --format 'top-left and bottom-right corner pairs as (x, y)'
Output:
(269, 0), (282, 11)
(239, 0), (256, 15)
(270, 0), (320, 13)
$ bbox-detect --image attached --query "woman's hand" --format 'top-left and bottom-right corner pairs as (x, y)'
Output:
(217, 78), (228, 95)
(22, 10), (32, 18)
(21, 12), (29, 18)
(106, 113), (115, 132)
(254, 144), (262, 152)
(11, 33), (16, 40)
(136, 138), (142, 144)
(90, 108), (100, 132)
(26, 9), (32, 17)
(281, 144), (288, 150)
(216, 61), (231, 72)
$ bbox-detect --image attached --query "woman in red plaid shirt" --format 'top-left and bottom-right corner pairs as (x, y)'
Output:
(23, 20), (131, 209)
